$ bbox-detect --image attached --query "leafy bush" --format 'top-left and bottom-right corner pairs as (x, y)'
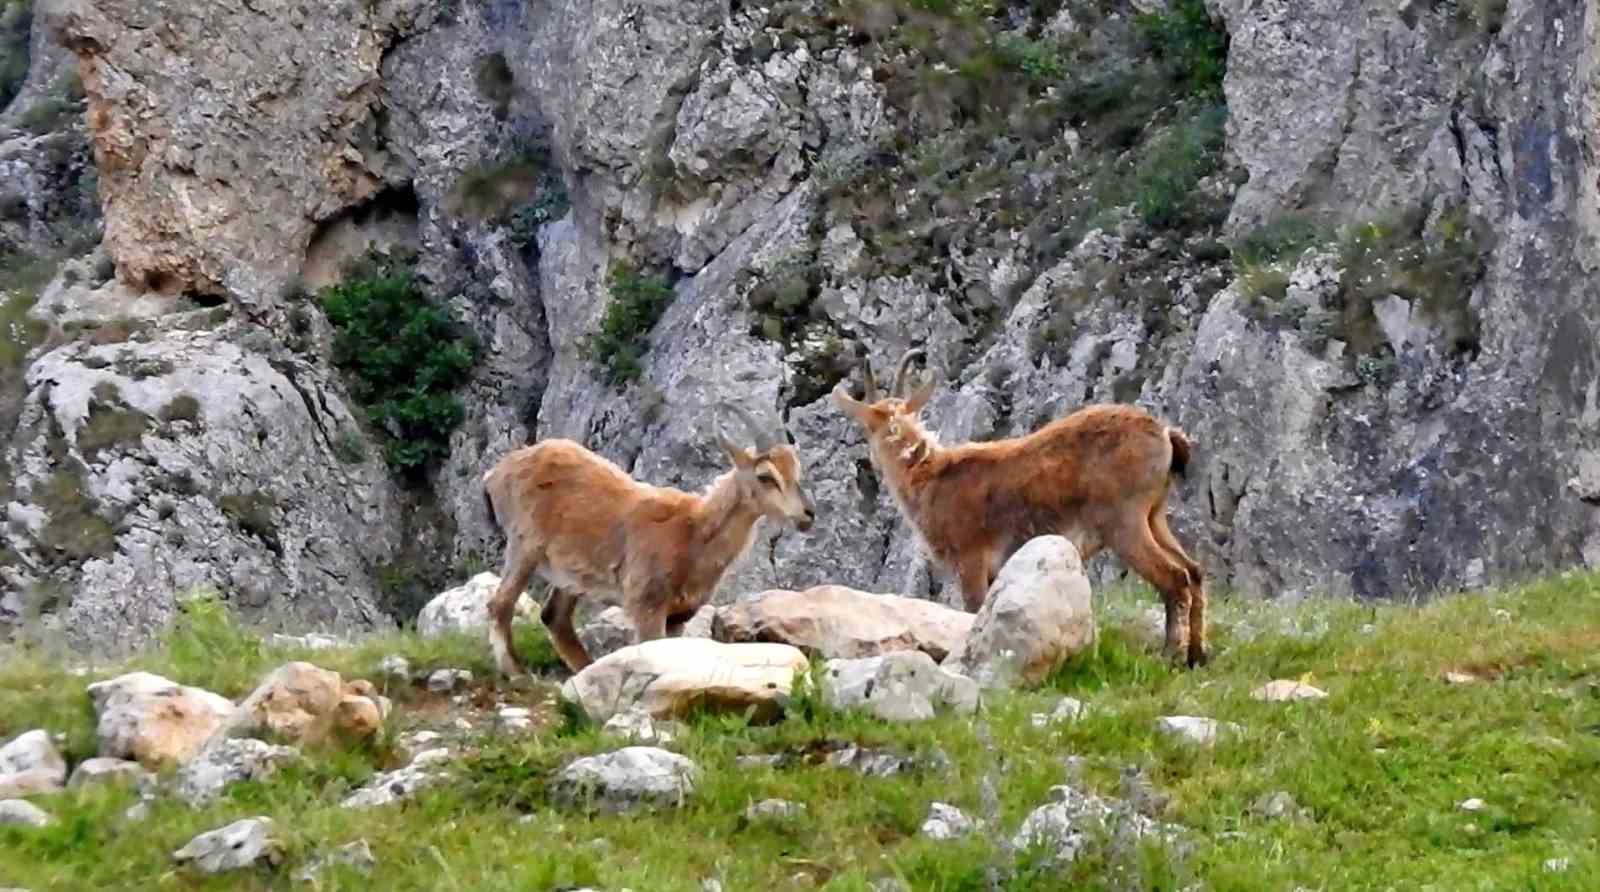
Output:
(585, 263), (675, 386)
(1334, 206), (1486, 355)
(1130, 105), (1226, 229)
(321, 252), (477, 476)
(1136, 0), (1229, 99)
(1232, 215), (1328, 268)
(994, 33), (1063, 81)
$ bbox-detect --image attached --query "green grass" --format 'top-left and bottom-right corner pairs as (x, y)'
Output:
(2, 573), (1598, 889)
(585, 263), (675, 386)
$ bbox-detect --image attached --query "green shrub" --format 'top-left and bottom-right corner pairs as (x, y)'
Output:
(1232, 215), (1328, 268)
(585, 263), (675, 386)
(1334, 206), (1486, 355)
(1458, 0), (1507, 33)
(1135, 0), (1229, 99)
(994, 33), (1063, 81)
(34, 463), (118, 565)
(321, 252), (477, 476)
(1130, 105), (1226, 229)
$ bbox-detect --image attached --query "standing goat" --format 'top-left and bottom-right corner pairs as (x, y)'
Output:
(481, 406), (816, 676)
(831, 349), (1208, 667)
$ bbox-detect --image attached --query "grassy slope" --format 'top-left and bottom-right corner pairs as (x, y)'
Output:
(1, 574), (1597, 891)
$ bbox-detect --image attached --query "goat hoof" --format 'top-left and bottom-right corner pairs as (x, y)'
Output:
(1186, 649), (1210, 669)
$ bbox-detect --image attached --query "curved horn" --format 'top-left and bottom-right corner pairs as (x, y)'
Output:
(720, 402), (776, 453)
(860, 354), (880, 403)
(891, 348), (927, 399)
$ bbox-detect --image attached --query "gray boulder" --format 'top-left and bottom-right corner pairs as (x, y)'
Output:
(823, 651), (978, 722)
(553, 747), (697, 814)
(943, 537), (1095, 689)
(175, 739), (302, 807)
(0, 799), (54, 827)
(171, 817), (282, 874)
(0, 730), (65, 797)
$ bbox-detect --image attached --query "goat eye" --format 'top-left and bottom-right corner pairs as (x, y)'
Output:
(757, 474), (778, 487)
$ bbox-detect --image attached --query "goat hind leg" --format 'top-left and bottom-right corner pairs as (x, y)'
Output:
(541, 589), (593, 673)
(1150, 509), (1208, 667)
(1115, 521), (1193, 665)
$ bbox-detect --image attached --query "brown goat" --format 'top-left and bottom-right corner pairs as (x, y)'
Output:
(832, 349), (1208, 667)
(481, 406), (816, 676)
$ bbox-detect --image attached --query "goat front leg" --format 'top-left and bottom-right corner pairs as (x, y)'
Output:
(628, 600), (669, 643)
(488, 559), (534, 678)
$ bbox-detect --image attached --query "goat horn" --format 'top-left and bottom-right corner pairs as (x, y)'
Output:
(720, 402), (776, 453)
(860, 354), (880, 402)
(891, 348), (926, 399)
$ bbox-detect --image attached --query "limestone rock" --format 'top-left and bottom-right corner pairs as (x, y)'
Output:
(577, 607), (636, 662)
(1251, 680), (1329, 702)
(67, 758), (150, 789)
(744, 798), (806, 821)
(416, 574), (535, 639)
(1011, 785), (1181, 866)
(0, 730), (66, 797)
(426, 669), (473, 694)
(175, 738), (302, 807)
(716, 586), (974, 661)
(172, 817), (282, 874)
(822, 651), (978, 722)
(601, 712), (682, 746)
(553, 747), (698, 814)
(920, 802), (978, 840)
(1249, 790), (1311, 822)
(293, 839), (376, 884)
(560, 638), (809, 724)
(0, 799), (54, 827)
(340, 749), (451, 809)
(942, 537), (1095, 689)
(1031, 697), (1086, 729)
(1155, 716), (1243, 747)
(87, 672), (234, 766)
(214, 662), (387, 747)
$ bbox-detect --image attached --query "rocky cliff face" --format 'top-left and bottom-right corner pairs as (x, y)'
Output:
(2, 0), (1597, 651)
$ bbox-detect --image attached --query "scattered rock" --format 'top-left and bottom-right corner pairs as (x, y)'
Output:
(0, 730), (67, 798)
(293, 839), (376, 884)
(869, 880), (911, 892)
(1457, 797), (1486, 812)
(215, 662), (387, 747)
(176, 738), (302, 807)
(0, 799), (55, 827)
(1030, 697), (1085, 729)
(744, 798), (806, 821)
(601, 711), (683, 745)
(496, 706), (534, 733)
(1442, 671), (1480, 685)
(379, 656), (412, 683)
(823, 651), (978, 721)
(1249, 790), (1311, 822)
(1251, 680), (1328, 702)
(1155, 716), (1242, 746)
(553, 747), (698, 813)
(87, 672), (234, 766)
(577, 607), (636, 661)
(427, 669), (474, 694)
(561, 638), (809, 724)
(734, 753), (784, 770)
(825, 743), (915, 777)
(1544, 857), (1571, 873)
(1011, 785), (1182, 866)
(172, 817), (281, 874)
(416, 573), (535, 639)
(942, 537), (1095, 689)
(679, 606), (718, 639)
(920, 802), (978, 840)
(68, 757), (151, 789)
(269, 633), (343, 651)
(397, 730), (444, 757)
(1119, 766), (1171, 818)
(340, 750), (451, 809)
(715, 586), (974, 660)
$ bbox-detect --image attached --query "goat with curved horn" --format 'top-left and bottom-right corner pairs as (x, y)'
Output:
(481, 406), (816, 676)
(830, 346), (1209, 668)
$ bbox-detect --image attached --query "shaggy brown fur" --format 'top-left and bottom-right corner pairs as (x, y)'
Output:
(481, 430), (814, 676)
(832, 351), (1208, 667)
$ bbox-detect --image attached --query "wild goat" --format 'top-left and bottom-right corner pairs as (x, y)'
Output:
(481, 405), (816, 676)
(832, 349), (1208, 667)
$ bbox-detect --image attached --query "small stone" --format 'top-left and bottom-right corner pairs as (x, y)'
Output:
(823, 651), (979, 721)
(176, 738), (303, 807)
(1155, 716), (1242, 746)
(1544, 858), (1571, 873)
(734, 753), (784, 770)
(1491, 608), (1511, 622)
(919, 802), (977, 840)
(1030, 697), (1085, 728)
(379, 655), (412, 682)
(428, 669), (473, 693)
(553, 747), (698, 813)
(452, 718), (473, 732)
(702, 880), (724, 892)
(1249, 790), (1310, 822)
(416, 573), (537, 638)
(124, 797), (153, 822)
(1457, 797), (1486, 812)
(562, 639), (810, 723)
(1250, 680), (1329, 702)
(341, 756), (447, 809)
(0, 799), (55, 827)
(268, 632), (342, 651)
(1443, 671), (1479, 685)
(68, 757), (151, 789)
(602, 711), (682, 745)
(0, 729), (68, 797)
(398, 730), (444, 754)
(744, 798), (806, 821)
(292, 838), (376, 883)
(825, 743), (914, 777)
(172, 817), (281, 873)
(497, 706), (534, 733)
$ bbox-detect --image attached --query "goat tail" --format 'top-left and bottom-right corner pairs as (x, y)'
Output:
(482, 470), (502, 535)
(1166, 426), (1193, 479)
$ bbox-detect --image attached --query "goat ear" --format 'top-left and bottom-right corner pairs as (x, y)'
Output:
(904, 368), (937, 413)
(717, 431), (754, 468)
